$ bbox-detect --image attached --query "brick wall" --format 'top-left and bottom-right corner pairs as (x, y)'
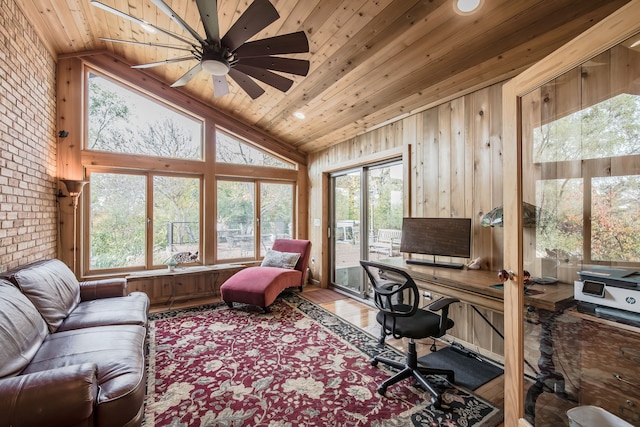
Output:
(0, 0), (57, 270)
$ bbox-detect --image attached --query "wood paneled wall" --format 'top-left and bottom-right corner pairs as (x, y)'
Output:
(307, 82), (505, 286)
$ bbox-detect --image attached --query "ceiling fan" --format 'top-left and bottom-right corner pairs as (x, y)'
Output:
(90, 0), (310, 99)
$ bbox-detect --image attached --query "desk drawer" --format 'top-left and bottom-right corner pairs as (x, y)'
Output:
(580, 380), (640, 425)
(581, 321), (640, 389)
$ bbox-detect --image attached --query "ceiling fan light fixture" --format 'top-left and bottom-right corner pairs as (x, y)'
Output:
(202, 59), (230, 76)
(454, 0), (482, 14)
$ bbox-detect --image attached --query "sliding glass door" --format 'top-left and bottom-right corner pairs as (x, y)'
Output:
(330, 161), (403, 298)
(331, 170), (362, 295)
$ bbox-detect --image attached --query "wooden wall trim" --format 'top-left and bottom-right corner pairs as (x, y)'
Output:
(510, 1), (640, 97)
(502, 78), (525, 427)
(320, 146), (404, 174)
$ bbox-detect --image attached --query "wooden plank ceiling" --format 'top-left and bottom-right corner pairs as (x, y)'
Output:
(17, 0), (630, 153)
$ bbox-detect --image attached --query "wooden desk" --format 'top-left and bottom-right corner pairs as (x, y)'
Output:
(377, 257), (577, 412)
(378, 257), (575, 313)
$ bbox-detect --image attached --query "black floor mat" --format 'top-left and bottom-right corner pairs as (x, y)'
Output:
(417, 345), (504, 390)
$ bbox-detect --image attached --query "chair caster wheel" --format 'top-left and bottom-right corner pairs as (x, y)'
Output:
(377, 386), (387, 396)
(371, 359), (378, 367)
(432, 396), (442, 409)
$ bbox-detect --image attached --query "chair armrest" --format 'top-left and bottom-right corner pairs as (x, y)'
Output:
(79, 278), (127, 300)
(427, 297), (460, 337)
(427, 297), (460, 312)
(0, 363), (98, 426)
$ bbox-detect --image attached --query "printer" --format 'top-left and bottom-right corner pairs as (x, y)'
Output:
(575, 267), (640, 326)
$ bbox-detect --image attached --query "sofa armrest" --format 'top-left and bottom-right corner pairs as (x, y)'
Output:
(80, 278), (127, 300)
(0, 363), (98, 427)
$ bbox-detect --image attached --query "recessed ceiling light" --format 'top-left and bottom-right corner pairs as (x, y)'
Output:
(293, 111), (306, 120)
(454, 0), (482, 14)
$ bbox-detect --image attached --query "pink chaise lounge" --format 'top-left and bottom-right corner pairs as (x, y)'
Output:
(220, 239), (312, 312)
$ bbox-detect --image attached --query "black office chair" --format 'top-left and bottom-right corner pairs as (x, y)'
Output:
(360, 260), (459, 408)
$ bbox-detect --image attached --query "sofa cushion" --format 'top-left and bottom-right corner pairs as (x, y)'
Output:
(2, 259), (81, 333)
(0, 280), (48, 378)
(57, 292), (150, 332)
(22, 324), (147, 427)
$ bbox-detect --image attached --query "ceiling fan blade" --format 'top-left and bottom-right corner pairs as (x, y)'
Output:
(132, 56), (196, 69)
(239, 56), (309, 76)
(90, 1), (194, 46)
(233, 64), (293, 92)
(99, 37), (195, 53)
(234, 31), (309, 58)
(221, 0), (280, 52)
(171, 63), (203, 87)
(228, 68), (265, 99)
(212, 75), (230, 97)
(196, 0), (220, 43)
(151, 0), (205, 44)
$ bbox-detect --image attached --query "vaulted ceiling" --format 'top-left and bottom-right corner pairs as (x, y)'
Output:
(17, 0), (629, 153)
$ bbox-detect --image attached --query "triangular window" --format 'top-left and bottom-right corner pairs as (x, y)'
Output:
(216, 129), (295, 169)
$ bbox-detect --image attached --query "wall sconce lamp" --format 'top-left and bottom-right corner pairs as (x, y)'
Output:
(60, 179), (89, 275)
(61, 179), (88, 209)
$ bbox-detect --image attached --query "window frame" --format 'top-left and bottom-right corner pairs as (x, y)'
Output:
(214, 177), (296, 263)
(76, 62), (303, 276)
(215, 126), (297, 170)
(85, 68), (205, 160)
(83, 168), (203, 275)
(537, 154), (640, 267)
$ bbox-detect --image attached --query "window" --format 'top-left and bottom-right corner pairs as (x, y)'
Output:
(259, 182), (294, 257)
(216, 129), (295, 169)
(89, 172), (147, 270)
(88, 171), (201, 272)
(87, 72), (202, 159)
(526, 62), (640, 266)
(533, 95), (640, 163)
(217, 180), (255, 260)
(80, 67), (299, 273)
(216, 180), (294, 261)
(591, 175), (640, 262)
(153, 176), (201, 265)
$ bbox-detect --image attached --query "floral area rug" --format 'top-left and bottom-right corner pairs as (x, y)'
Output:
(143, 292), (503, 426)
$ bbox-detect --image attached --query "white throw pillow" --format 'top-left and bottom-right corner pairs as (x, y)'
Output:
(261, 249), (300, 269)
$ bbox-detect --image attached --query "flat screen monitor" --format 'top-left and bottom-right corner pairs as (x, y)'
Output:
(400, 217), (471, 269)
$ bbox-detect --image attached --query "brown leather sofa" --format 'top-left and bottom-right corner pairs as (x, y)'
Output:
(0, 259), (150, 427)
